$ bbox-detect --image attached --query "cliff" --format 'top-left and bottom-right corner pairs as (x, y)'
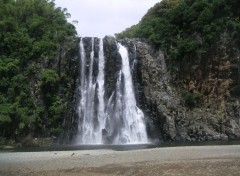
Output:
(122, 38), (240, 141)
(73, 36), (240, 142)
(115, 0), (240, 141)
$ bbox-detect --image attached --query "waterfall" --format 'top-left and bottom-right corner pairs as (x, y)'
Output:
(113, 43), (148, 143)
(96, 39), (106, 141)
(77, 38), (99, 144)
(76, 38), (148, 144)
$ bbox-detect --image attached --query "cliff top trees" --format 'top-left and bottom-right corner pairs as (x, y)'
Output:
(116, 0), (240, 61)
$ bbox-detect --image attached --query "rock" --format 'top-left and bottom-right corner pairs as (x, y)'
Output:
(175, 128), (191, 141)
(220, 134), (228, 140)
(103, 36), (122, 98)
(225, 119), (240, 139)
(212, 134), (221, 140)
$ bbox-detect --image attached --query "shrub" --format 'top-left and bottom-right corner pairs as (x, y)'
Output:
(183, 92), (203, 109)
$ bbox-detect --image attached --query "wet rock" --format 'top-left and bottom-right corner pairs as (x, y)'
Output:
(103, 36), (122, 98)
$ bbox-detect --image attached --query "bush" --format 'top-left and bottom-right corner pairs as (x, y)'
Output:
(40, 69), (59, 92)
(183, 92), (202, 109)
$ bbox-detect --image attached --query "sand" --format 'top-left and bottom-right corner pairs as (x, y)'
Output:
(0, 145), (240, 176)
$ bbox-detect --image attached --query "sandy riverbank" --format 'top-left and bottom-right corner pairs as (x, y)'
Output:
(0, 145), (240, 176)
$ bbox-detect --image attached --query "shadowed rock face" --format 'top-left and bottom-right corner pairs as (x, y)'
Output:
(81, 37), (99, 81)
(74, 36), (240, 143)
(103, 36), (122, 98)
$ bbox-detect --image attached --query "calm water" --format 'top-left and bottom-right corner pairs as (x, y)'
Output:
(1, 140), (240, 152)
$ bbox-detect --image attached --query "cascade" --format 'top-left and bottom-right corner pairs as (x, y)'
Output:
(112, 43), (148, 143)
(77, 38), (99, 144)
(96, 39), (106, 141)
(76, 38), (148, 144)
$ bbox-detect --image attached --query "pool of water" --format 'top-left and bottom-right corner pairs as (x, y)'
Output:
(1, 140), (240, 152)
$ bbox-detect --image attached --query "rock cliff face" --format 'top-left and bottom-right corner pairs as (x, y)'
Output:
(168, 40), (240, 141)
(72, 36), (240, 143)
(103, 36), (122, 98)
(121, 38), (240, 141)
(120, 38), (180, 140)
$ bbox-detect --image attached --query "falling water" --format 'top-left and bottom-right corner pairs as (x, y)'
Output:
(113, 43), (148, 143)
(96, 39), (106, 141)
(77, 38), (98, 144)
(77, 39), (148, 144)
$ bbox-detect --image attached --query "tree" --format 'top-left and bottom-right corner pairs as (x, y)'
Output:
(0, 0), (78, 142)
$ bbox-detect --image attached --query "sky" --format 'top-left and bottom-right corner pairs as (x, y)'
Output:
(54, 0), (161, 38)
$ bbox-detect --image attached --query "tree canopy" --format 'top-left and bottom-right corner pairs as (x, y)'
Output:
(116, 0), (240, 61)
(0, 0), (78, 142)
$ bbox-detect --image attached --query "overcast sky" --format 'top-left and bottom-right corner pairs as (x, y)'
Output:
(54, 0), (160, 38)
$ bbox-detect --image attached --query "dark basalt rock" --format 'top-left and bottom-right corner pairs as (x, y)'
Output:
(103, 36), (122, 98)
(93, 38), (99, 80)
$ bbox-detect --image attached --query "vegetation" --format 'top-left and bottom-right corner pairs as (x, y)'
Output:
(0, 0), (78, 143)
(116, 0), (240, 61)
(183, 92), (203, 109)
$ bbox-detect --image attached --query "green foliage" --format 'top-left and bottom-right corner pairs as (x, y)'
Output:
(0, 104), (11, 122)
(115, 24), (140, 39)
(116, 0), (240, 61)
(0, 0), (77, 141)
(183, 92), (203, 109)
(40, 69), (59, 91)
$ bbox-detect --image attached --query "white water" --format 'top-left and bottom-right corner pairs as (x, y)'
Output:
(77, 38), (86, 143)
(77, 39), (148, 144)
(113, 43), (148, 143)
(77, 38), (98, 144)
(97, 39), (106, 141)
